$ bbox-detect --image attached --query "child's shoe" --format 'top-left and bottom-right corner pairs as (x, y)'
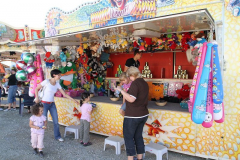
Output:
(83, 142), (92, 146)
(39, 151), (44, 157)
(33, 148), (38, 155)
(80, 141), (84, 144)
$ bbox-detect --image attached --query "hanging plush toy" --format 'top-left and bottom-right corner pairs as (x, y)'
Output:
(82, 37), (89, 49)
(139, 39), (145, 52)
(187, 33), (197, 47)
(181, 32), (191, 51)
(59, 61), (77, 89)
(53, 52), (61, 68)
(156, 38), (164, 51)
(144, 37), (152, 52)
(194, 31), (207, 48)
(77, 44), (84, 56)
(44, 52), (55, 68)
(60, 48), (67, 67)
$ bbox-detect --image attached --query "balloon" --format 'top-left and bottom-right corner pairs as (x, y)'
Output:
(21, 52), (28, 60)
(23, 53), (35, 64)
(16, 70), (28, 81)
(16, 60), (27, 70)
(26, 65), (36, 75)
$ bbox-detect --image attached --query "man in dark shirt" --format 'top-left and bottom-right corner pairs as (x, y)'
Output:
(4, 68), (18, 111)
(124, 49), (142, 72)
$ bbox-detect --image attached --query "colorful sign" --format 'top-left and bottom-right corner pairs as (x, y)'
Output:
(227, 0), (240, 16)
(44, 0), (175, 36)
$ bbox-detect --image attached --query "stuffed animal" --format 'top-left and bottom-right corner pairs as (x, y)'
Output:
(77, 44), (84, 56)
(59, 61), (77, 89)
(144, 37), (152, 51)
(139, 41), (145, 52)
(176, 84), (190, 100)
(44, 52), (55, 68)
(181, 32), (191, 51)
(53, 52), (61, 68)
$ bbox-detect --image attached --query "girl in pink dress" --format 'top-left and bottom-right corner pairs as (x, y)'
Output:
(29, 103), (47, 157)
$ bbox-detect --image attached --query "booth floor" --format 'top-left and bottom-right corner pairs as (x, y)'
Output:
(0, 107), (204, 160)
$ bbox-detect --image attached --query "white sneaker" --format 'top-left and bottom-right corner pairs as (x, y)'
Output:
(0, 108), (3, 111)
(4, 108), (11, 112)
(11, 108), (17, 111)
(58, 138), (64, 142)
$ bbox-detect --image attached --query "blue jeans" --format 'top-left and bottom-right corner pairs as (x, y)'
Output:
(42, 102), (61, 140)
(8, 85), (18, 103)
(123, 116), (148, 156)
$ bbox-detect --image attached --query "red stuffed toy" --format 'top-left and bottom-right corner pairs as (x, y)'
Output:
(181, 32), (191, 51)
(44, 52), (55, 68)
(176, 84), (190, 100)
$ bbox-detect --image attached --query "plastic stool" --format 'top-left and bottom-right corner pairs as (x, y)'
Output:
(145, 143), (168, 160)
(104, 136), (125, 155)
(64, 125), (81, 139)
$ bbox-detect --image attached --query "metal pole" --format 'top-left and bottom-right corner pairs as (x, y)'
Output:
(173, 52), (176, 78)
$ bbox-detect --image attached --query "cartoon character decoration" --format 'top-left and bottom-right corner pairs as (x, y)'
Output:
(227, 0), (240, 17)
(156, 38), (165, 51)
(145, 119), (165, 137)
(187, 33), (197, 47)
(175, 84), (190, 100)
(73, 107), (81, 120)
(194, 31), (207, 49)
(59, 62), (77, 89)
(44, 52), (55, 68)
(47, 19), (57, 37)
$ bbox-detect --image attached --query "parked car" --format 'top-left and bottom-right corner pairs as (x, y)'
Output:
(1, 86), (23, 97)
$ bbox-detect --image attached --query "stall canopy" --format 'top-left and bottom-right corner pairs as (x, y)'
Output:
(9, 9), (214, 47)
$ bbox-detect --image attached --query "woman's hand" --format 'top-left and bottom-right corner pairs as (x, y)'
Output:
(35, 98), (40, 103)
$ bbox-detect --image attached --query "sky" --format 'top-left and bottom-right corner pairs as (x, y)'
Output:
(0, 0), (96, 28)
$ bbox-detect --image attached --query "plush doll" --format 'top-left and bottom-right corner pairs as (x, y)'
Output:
(144, 37), (152, 51)
(181, 32), (191, 51)
(187, 33), (197, 47)
(156, 38), (164, 50)
(59, 62), (77, 89)
(194, 31), (207, 48)
(60, 48), (67, 66)
(77, 44), (84, 55)
(44, 52), (55, 68)
(53, 52), (61, 68)
(82, 37), (89, 49)
(133, 36), (140, 48)
(139, 40), (145, 52)
(175, 84), (190, 100)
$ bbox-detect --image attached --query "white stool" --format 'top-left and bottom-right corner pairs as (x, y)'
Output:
(145, 143), (168, 160)
(64, 125), (81, 139)
(104, 136), (125, 155)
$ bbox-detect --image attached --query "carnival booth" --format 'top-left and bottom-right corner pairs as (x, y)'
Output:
(9, 0), (240, 159)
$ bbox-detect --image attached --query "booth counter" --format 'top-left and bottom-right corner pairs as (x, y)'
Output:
(51, 95), (238, 159)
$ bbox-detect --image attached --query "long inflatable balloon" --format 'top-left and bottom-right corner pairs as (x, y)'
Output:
(192, 43), (213, 124)
(189, 43), (207, 112)
(202, 50), (213, 128)
(212, 44), (223, 104)
(215, 103), (224, 123)
(29, 54), (44, 97)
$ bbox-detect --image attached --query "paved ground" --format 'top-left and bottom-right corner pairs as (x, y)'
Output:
(0, 106), (205, 160)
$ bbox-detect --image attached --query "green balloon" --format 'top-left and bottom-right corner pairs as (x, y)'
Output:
(16, 70), (28, 81)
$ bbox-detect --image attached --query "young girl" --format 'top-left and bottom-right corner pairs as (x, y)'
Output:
(79, 92), (93, 146)
(29, 103), (47, 157)
(117, 72), (132, 116)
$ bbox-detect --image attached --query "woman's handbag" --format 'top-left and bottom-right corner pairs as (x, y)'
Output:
(34, 80), (49, 102)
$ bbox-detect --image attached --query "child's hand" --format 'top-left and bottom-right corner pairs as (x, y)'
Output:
(74, 100), (80, 105)
(35, 126), (40, 129)
(42, 126), (46, 129)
